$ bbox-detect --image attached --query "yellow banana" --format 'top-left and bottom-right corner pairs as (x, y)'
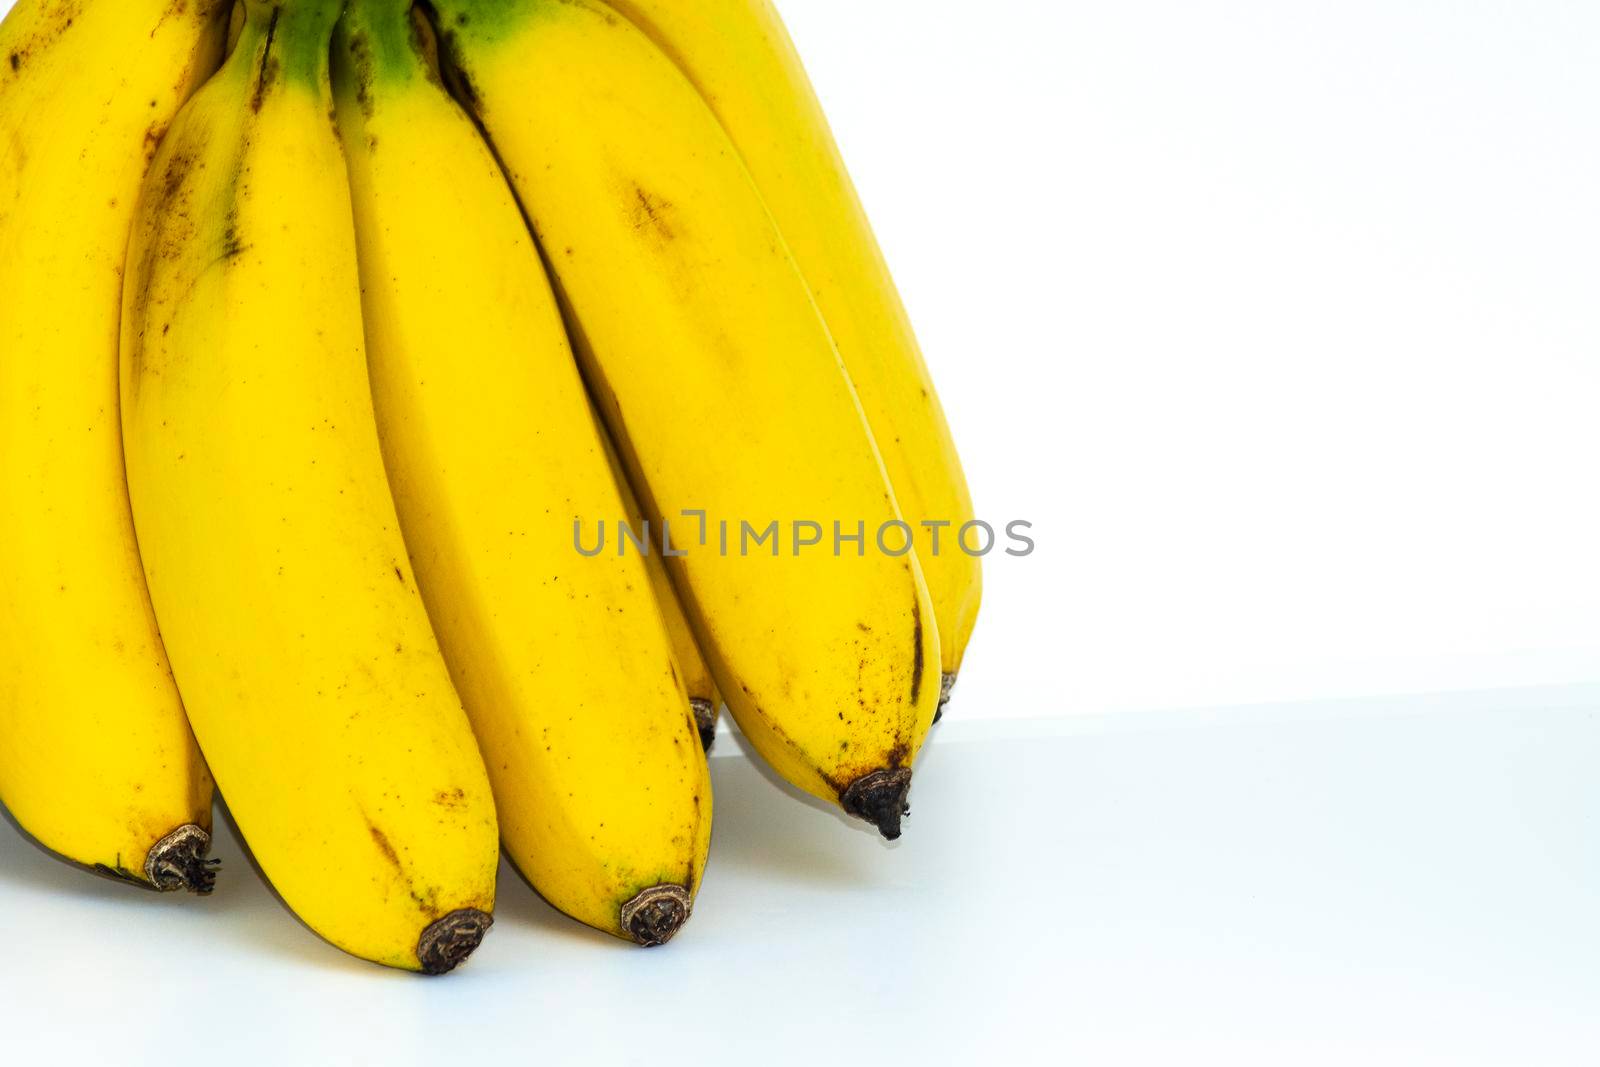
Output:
(0, 0), (223, 890)
(330, 0), (711, 946)
(428, 0), (940, 838)
(120, 0), (497, 973)
(597, 418), (723, 751)
(601, 0), (983, 708)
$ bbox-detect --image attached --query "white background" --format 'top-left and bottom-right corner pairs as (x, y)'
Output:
(779, 0), (1600, 718)
(4, 0), (1596, 719)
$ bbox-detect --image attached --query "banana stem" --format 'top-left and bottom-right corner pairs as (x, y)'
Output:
(240, 0), (344, 88)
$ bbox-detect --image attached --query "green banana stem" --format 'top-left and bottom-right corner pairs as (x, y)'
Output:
(240, 0), (344, 88)
(337, 0), (434, 84)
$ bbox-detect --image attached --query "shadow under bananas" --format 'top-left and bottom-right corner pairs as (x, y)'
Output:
(0, 726), (959, 963)
(0, 791), (375, 974)
(491, 852), (632, 951)
(706, 719), (910, 887)
(204, 795), (417, 976)
(0, 799), (195, 902)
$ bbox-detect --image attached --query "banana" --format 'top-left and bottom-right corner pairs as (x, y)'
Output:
(597, 417), (723, 752)
(428, 0), (941, 839)
(227, 0), (246, 53)
(600, 0), (982, 710)
(0, 0), (223, 891)
(120, 0), (498, 973)
(330, 0), (711, 946)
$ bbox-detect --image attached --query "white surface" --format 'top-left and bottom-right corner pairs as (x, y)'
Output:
(2, 686), (1598, 1064)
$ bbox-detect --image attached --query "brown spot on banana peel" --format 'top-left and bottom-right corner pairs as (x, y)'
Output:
(157, 0), (224, 36)
(631, 185), (675, 240)
(221, 208), (249, 259)
(620, 884), (691, 947)
(2, 1), (84, 79)
(141, 121), (167, 164)
(365, 814), (452, 918)
(417, 1), (482, 113)
(366, 820), (403, 870)
(249, 5), (281, 114)
(345, 29), (376, 119)
(408, 1), (447, 86)
(125, 144), (200, 393)
(416, 908), (493, 975)
(909, 594), (925, 707)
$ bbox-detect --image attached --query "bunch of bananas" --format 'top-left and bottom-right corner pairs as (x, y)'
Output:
(0, 0), (980, 974)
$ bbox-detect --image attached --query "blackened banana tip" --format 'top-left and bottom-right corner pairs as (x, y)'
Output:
(841, 768), (913, 840)
(417, 908), (494, 975)
(621, 884), (693, 947)
(691, 698), (717, 753)
(143, 823), (218, 894)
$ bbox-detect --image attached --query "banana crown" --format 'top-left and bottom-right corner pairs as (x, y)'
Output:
(336, 0), (443, 88)
(239, 0), (344, 86)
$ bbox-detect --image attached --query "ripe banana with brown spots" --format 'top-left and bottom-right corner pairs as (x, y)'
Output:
(120, 0), (498, 972)
(427, 0), (941, 838)
(0, 0), (223, 892)
(601, 0), (983, 714)
(330, 0), (712, 946)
